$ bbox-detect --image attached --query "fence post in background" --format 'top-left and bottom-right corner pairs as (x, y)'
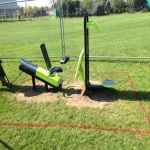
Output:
(16, 10), (17, 20)
(4, 9), (6, 21)
(8, 11), (10, 21)
(25, 0), (28, 20)
(16, 10), (19, 20)
(40, 9), (42, 18)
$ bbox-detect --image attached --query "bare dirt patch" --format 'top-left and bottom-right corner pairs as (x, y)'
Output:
(16, 80), (113, 108)
(16, 80), (57, 103)
(63, 81), (113, 108)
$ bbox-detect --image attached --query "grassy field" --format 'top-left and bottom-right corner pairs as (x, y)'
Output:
(0, 12), (150, 149)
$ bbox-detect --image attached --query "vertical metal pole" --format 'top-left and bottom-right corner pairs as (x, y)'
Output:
(32, 76), (36, 90)
(58, 0), (65, 57)
(84, 12), (89, 91)
(25, 0), (28, 19)
(4, 9), (6, 20)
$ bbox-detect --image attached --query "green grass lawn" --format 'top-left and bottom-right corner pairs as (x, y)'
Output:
(0, 12), (150, 149)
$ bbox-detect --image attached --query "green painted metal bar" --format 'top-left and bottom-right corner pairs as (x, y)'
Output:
(19, 59), (63, 89)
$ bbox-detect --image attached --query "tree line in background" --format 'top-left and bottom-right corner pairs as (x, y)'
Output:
(17, 5), (50, 12)
(51, 0), (150, 17)
(95, 0), (150, 16)
(17, 0), (150, 17)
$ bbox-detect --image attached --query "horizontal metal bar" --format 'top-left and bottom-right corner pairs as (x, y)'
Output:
(1, 56), (150, 60)
(67, 56), (150, 59)
(88, 56), (150, 59)
(0, 56), (62, 59)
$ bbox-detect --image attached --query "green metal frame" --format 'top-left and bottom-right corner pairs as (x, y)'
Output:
(75, 49), (85, 84)
(75, 12), (114, 92)
(36, 67), (62, 87)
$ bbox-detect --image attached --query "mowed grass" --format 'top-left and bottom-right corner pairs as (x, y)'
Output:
(0, 12), (150, 57)
(0, 13), (150, 149)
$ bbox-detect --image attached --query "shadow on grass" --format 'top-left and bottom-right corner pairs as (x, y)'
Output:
(64, 86), (82, 96)
(62, 87), (150, 102)
(0, 84), (58, 97)
(1, 84), (150, 102)
(110, 88), (150, 101)
(0, 139), (14, 150)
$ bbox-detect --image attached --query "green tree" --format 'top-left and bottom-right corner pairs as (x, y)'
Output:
(103, 0), (112, 14)
(114, 0), (127, 8)
(126, 0), (134, 8)
(24, 5), (33, 12)
(40, 6), (45, 10)
(49, 0), (58, 10)
(95, 4), (105, 16)
(67, 1), (76, 14)
(33, 6), (39, 10)
(82, 0), (94, 11)
(76, 0), (80, 8)
(62, 1), (68, 13)
(43, 6), (50, 10)
(133, 0), (148, 10)
(111, 0), (127, 13)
